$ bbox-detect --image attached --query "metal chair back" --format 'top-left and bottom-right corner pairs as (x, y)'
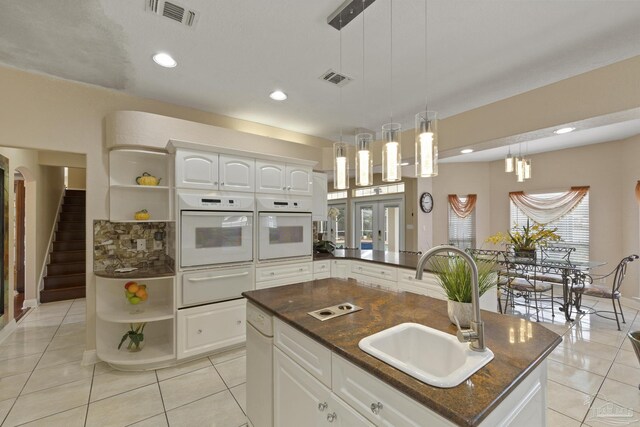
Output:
(611, 254), (639, 295)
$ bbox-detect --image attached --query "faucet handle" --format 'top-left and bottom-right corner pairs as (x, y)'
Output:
(453, 315), (477, 343)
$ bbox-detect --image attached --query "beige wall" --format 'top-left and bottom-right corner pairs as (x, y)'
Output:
(67, 168), (86, 189)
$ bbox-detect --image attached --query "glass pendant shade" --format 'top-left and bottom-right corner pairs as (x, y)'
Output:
(333, 142), (349, 190)
(415, 111), (438, 177)
(524, 158), (532, 180)
(515, 157), (524, 182)
(355, 133), (373, 187)
(505, 152), (514, 173)
(382, 123), (402, 182)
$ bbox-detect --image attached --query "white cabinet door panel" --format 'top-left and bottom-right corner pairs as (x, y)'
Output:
(286, 165), (312, 195)
(220, 155), (255, 192)
(175, 150), (219, 190)
(256, 161), (286, 194)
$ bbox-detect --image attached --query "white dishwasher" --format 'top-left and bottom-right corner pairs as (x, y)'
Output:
(246, 302), (273, 427)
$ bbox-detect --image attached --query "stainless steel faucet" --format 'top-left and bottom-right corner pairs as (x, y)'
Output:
(415, 245), (487, 352)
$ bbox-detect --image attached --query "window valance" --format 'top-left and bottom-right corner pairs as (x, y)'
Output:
(448, 194), (477, 219)
(509, 186), (589, 225)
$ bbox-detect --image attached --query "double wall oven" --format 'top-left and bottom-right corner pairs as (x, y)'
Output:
(178, 191), (255, 307)
(256, 196), (313, 262)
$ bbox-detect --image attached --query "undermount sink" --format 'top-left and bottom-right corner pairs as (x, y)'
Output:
(358, 323), (494, 388)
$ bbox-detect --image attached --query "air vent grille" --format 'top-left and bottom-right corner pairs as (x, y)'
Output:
(145, 0), (199, 28)
(320, 69), (353, 87)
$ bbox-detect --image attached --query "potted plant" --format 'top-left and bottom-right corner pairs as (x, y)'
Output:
(486, 219), (560, 257)
(430, 255), (497, 327)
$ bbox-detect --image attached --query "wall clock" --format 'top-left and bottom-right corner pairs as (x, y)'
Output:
(420, 192), (433, 213)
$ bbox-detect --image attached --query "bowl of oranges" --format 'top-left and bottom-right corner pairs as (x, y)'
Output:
(124, 281), (148, 313)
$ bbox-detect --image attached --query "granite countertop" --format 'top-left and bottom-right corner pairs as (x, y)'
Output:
(243, 278), (562, 427)
(314, 249), (425, 270)
(94, 265), (175, 279)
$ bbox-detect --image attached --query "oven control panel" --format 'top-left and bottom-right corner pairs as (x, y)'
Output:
(178, 191), (255, 211)
(256, 196), (312, 212)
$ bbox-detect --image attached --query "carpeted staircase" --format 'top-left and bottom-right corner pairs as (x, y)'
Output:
(40, 189), (86, 303)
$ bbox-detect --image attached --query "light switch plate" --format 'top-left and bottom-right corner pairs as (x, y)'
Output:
(136, 239), (146, 251)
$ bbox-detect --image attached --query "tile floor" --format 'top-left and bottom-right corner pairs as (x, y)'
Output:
(1, 295), (640, 426)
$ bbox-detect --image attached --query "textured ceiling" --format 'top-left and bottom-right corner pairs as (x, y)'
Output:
(1, 0), (639, 146)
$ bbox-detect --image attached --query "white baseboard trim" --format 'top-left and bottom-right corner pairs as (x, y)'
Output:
(0, 320), (17, 345)
(621, 296), (640, 310)
(22, 299), (38, 309)
(82, 349), (99, 366)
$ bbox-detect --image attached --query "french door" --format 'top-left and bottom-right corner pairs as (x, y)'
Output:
(354, 198), (403, 251)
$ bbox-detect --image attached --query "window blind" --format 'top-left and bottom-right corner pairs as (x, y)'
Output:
(448, 197), (476, 250)
(510, 192), (589, 263)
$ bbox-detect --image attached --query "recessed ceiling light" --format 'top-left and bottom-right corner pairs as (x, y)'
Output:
(554, 127), (575, 135)
(152, 52), (177, 68)
(269, 90), (288, 101)
(461, 149), (474, 154)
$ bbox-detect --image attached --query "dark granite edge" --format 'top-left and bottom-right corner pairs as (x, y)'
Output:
(94, 266), (175, 279)
(244, 292), (562, 427)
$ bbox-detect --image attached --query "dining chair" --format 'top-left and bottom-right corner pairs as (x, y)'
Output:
(537, 244), (576, 284)
(503, 255), (554, 322)
(466, 249), (508, 314)
(572, 254), (639, 330)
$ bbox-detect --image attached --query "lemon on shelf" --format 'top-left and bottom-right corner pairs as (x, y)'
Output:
(134, 209), (151, 220)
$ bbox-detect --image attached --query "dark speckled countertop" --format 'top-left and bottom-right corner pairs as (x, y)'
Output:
(314, 249), (425, 270)
(94, 265), (174, 279)
(243, 278), (562, 427)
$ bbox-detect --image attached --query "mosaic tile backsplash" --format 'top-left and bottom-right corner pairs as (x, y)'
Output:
(93, 220), (175, 271)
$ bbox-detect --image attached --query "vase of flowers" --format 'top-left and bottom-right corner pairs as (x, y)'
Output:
(486, 219), (560, 255)
(118, 322), (146, 352)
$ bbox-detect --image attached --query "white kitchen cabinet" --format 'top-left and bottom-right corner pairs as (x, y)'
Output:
(109, 149), (172, 222)
(219, 154), (255, 192)
(350, 261), (398, 291)
(256, 160), (312, 196)
(397, 269), (446, 300)
(312, 172), (328, 221)
(95, 275), (175, 369)
(331, 260), (350, 279)
(255, 261), (313, 289)
(176, 298), (246, 359)
(287, 164), (313, 195)
(274, 348), (373, 427)
(175, 149), (219, 190)
(313, 260), (331, 280)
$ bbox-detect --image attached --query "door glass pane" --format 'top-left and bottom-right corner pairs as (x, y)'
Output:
(359, 206), (373, 249)
(335, 206), (346, 249)
(383, 206), (400, 252)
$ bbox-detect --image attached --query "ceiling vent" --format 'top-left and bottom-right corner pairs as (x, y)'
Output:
(146, 0), (199, 28)
(320, 69), (353, 87)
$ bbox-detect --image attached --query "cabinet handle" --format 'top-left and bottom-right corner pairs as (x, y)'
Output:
(188, 272), (249, 282)
(370, 402), (383, 414)
(197, 329), (203, 334)
(326, 412), (337, 423)
(318, 402), (328, 412)
(282, 186), (287, 190)
(214, 182), (218, 185)
(220, 182), (225, 186)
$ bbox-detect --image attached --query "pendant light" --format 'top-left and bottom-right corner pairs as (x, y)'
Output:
(333, 17), (349, 190)
(356, 0), (373, 187)
(515, 144), (524, 182)
(523, 158), (532, 180)
(415, 0), (438, 178)
(382, 0), (401, 182)
(505, 147), (514, 173)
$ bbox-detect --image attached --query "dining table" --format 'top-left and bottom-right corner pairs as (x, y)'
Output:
(500, 254), (606, 321)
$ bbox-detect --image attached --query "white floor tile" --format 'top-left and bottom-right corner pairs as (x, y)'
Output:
(546, 408), (582, 426)
(3, 378), (91, 426)
(209, 346), (246, 365)
(547, 380), (594, 422)
(215, 355), (246, 388)
(607, 362), (640, 389)
(0, 398), (16, 425)
(0, 372), (30, 401)
(23, 359), (94, 394)
(90, 369), (157, 402)
(597, 378), (640, 413)
(0, 354), (41, 379)
(47, 330), (85, 351)
(0, 340), (48, 362)
(35, 344), (84, 370)
(156, 356), (212, 381)
(548, 345), (613, 377)
(17, 405), (87, 427)
(127, 413), (169, 426)
(166, 390), (246, 427)
(547, 359), (605, 395)
(85, 383), (164, 427)
(230, 383), (247, 414)
(584, 397), (640, 426)
(159, 366), (227, 411)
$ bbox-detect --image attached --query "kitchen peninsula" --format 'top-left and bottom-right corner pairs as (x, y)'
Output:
(244, 279), (562, 427)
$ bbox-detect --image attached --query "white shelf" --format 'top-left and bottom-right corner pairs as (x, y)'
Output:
(97, 305), (174, 323)
(110, 184), (170, 190)
(111, 219), (175, 223)
(98, 340), (175, 366)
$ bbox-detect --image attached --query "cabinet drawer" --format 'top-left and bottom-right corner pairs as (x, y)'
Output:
(181, 266), (254, 307)
(397, 270), (446, 300)
(313, 260), (331, 274)
(177, 299), (246, 359)
(332, 354), (452, 426)
(313, 272), (331, 280)
(351, 261), (398, 282)
(255, 262), (313, 289)
(275, 319), (332, 387)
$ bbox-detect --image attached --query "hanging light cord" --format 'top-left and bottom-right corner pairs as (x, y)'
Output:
(389, 0), (394, 123)
(424, 0), (428, 112)
(339, 16), (343, 143)
(361, 0), (366, 130)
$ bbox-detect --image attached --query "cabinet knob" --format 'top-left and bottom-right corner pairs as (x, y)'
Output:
(214, 182), (218, 185)
(299, 268), (304, 272)
(270, 272), (275, 276)
(282, 186), (287, 190)
(370, 402), (383, 414)
(287, 186), (292, 190)
(236, 320), (242, 325)
(326, 412), (337, 423)
(381, 271), (385, 275)
(197, 329), (203, 334)
(318, 402), (328, 412)
(220, 182), (225, 186)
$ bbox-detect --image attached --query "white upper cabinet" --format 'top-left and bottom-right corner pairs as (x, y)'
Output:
(219, 155), (255, 193)
(256, 161), (286, 194)
(286, 165), (312, 195)
(175, 150), (219, 190)
(312, 172), (328, 221)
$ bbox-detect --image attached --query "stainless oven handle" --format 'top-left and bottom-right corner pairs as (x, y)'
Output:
(187, 272), (250, 282)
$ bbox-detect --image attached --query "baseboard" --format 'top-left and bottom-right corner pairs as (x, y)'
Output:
(621, 296), (640, 310)
(0, 320), (17, 345)
(22, 298), (38, 309)
(82, 349), (99, 366)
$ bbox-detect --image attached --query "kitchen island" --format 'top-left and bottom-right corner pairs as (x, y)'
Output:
(243, 278), (561, 427)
